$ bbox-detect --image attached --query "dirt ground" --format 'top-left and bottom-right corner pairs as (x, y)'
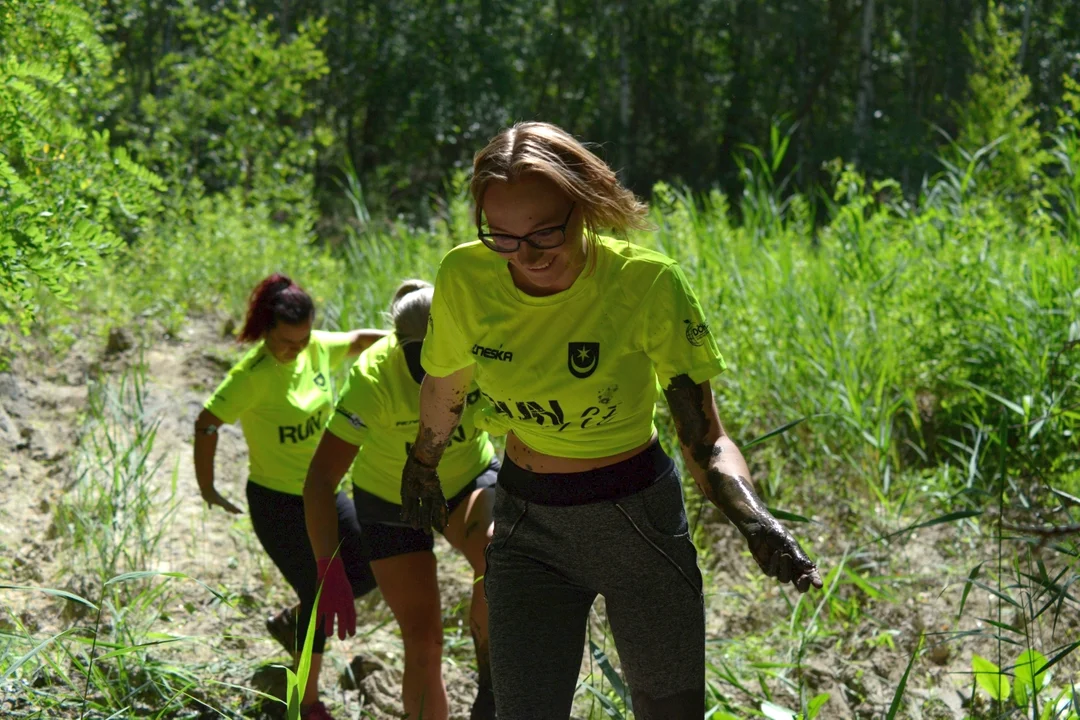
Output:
(1, 318), (1077, 719)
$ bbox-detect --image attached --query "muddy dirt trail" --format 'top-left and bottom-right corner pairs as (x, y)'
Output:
(0, 320), (493, 718)
(3, 318), (1075, 719)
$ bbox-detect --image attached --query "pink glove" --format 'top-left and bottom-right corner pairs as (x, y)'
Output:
(316, 557), (356, 641)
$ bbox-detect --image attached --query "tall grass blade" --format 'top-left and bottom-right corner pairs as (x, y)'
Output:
(958, 381), (1026, 416)
(885, 633), (924, 719)
(957, 562), (985, 621)
(589, 639), (633, 714)
(872, 510), (983, 544)
(2, 629), (76, 680)
(1050, 487), (1080, 507)
(581, 683), (626, 718)
(1034, 640), (1080, 676)
(768, 508), (813, 523)
(971, 580), (1022, 609)
(0, 584), (98, 610)
(104, 570), (227, 601)
(742, 417), (808, 450)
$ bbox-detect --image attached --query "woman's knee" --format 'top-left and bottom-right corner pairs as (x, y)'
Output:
(463, 529), (493, 577)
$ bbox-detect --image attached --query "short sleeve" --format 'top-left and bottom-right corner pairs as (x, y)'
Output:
(641, 263), (726, 389)
(325, 364), (382, 447)
(420, 261), (473, 377)
(313, 330), (355, 370)
(204, 366), (259, 424)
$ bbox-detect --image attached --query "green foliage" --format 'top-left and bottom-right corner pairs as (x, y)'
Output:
(973, 653), (1011, 702)
(121, 1), (331, 211)
(35, 186), (456, 348)
(76, 0), (1080, 219)
(0, 0), (163, 332)
(953, 1), (1048, 213)
(1013, 649), (1048, 707)
(650, 156), (1078, 511)
(1046, 75), (1080, 240)
(56, 366), (179, 587)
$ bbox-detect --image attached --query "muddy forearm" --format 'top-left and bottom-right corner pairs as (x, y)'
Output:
(401, 370), (470, 532)
(663, 374), (769, 533)
(665, 375), (824, 591)
(700, 436), (772, 530)
(412, 371), (469, 466)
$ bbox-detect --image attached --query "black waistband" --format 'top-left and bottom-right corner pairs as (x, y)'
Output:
(498, 440), (674, 506)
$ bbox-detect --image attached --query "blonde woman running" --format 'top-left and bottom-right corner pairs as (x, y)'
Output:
(398, 122), (824, 719)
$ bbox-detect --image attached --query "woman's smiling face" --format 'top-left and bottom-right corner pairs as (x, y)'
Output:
(481, 174), (584, 296)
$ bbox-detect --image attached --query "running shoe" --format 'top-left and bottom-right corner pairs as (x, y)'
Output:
(265, 605), (297, 654)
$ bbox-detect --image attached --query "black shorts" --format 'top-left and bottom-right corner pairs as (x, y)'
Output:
(352, 460), (499, 562)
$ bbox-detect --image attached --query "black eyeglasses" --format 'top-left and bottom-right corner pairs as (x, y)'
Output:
(477, 203), (576, 253)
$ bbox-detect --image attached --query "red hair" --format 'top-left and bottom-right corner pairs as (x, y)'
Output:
(238, 273), (315, 343)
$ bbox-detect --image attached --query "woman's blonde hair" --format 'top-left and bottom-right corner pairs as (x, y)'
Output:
(389, 279), (434, 343)
(470, 122), (651, 246)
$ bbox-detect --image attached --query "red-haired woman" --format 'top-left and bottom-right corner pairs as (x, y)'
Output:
(194, 273), (385, 720)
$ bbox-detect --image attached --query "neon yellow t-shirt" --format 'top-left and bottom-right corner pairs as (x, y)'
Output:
(326, 333), (496, 504)
(421, 237), (726, 459)
(204, 330), (354, 495)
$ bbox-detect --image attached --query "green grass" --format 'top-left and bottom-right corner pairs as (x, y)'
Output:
(4, 128), (1080, 718)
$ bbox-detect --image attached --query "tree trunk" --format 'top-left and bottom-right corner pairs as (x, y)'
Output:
(905, 0), (920, 188)
(1019, 0), (1034, 66)
(854, 0), (876, 166)
(618, 0), (632, 186)
(534, 0), (565, 116)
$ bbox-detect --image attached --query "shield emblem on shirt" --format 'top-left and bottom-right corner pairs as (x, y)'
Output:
(568, 342), (600, 379)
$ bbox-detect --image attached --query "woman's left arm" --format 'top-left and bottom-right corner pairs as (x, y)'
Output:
(345, 329), (390, 358)
(663, 374), (823, 593)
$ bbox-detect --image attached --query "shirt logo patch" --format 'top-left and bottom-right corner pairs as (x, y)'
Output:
(684, 319), (710, 347)
(568, 342), (600, 379)
(472, 344), (514, 362)
(313, 372), (328, 389)
(335, 407), (366, 430)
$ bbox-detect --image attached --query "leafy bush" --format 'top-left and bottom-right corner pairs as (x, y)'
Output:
(0, 0), (163, 332)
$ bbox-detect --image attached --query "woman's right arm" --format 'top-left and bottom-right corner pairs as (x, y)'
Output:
(401, 365), (475, 532)
(193, 409), (242, 514)
(303, 431), (360, 558)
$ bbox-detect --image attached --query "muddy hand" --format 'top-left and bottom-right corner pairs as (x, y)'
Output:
(400, 453), (448, 534)
(740, 517), (823, 593)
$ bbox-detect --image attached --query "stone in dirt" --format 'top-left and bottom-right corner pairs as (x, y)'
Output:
(339, 654), (385, 691)
(29, 427), (64, 463)
(0, 373), (32, 420)
(249, 663), (289, 702)
(0, 401), (20, 448)
(105, 327), (134, 356)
